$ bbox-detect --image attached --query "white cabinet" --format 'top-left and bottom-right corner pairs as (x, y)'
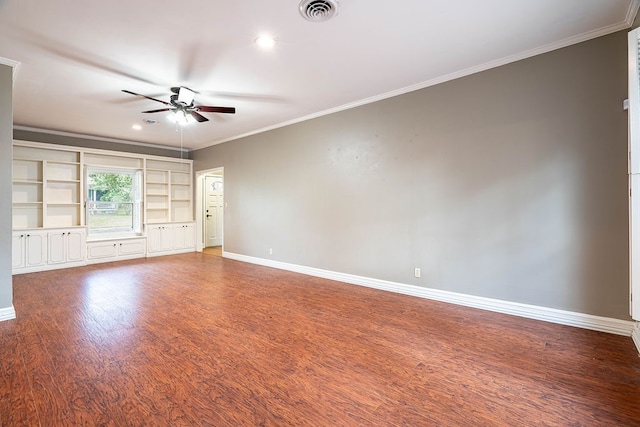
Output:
(12, 231), (47, 272)
(146, 222), (195, 256)
(48, 228), (85, 265)
(13, 228), (86, 274)
(86, 237), (147, 264)
(147, 224), (174, 254)
(174, 223), (195, 251)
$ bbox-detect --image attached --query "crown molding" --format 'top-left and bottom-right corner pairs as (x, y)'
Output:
(13, 125), (190, 153)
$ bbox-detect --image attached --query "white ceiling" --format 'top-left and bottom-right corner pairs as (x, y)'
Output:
(0, 0), (638, 151)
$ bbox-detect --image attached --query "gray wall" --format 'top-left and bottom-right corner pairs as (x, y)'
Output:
(13, 129), (190, 159)
(193, 30), (630, 320)
(1, 64), (14, 311)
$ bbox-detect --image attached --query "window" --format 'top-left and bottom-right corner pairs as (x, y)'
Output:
(86, 168), (142, 236)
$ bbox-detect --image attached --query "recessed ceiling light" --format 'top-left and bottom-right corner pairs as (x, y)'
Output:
(132, 124), (142, 131)
(255, 35), (276, 49)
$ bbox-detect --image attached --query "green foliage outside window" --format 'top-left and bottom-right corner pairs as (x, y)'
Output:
(89, 173), (133, 214)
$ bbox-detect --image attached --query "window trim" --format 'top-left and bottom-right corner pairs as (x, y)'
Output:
(85, 166), (143, 238)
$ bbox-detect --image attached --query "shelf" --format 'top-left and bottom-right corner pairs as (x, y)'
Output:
(13, 157), (43, 162)
(47, 181), (80, 204)
(47, 203), (81, 207)
(47, 160), (80, 166)
(46, 204), (81, 228)
(13, 180), (43, 184)
(170, 174), (191, 185)
(47, 179), (80, 184)
(13, 205), (43, 229)
(147, 208), (169, 211)
(13, 159), (43, 182)
(13, 202), (43, 206)
(171, 198), (190, 202)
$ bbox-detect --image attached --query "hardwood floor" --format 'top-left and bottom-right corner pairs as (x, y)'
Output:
(202, 246), (222, 256)
(2, 253), (640, 426)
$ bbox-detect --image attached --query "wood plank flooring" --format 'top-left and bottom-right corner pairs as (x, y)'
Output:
(2, 253), (640, 426)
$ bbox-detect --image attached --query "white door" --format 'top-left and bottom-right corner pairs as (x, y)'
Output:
(204, 175), (223, 247)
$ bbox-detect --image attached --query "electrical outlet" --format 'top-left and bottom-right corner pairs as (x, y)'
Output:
(269, 248), (273, 255)
(414, 268), (421, 278)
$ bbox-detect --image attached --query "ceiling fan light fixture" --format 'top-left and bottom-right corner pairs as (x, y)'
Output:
(168, 110), (195, 126)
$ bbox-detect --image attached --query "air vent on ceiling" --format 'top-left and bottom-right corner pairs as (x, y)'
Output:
(299, 0), (340, 22)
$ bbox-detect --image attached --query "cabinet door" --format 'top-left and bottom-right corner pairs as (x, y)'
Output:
(118, 239), (146, 256)
(147, 226), (162, 253)
(66, 230), (85, 262)
(173, 224), (195, 250)
(47, 232), (66, 264)
(12, 234), (25, 269)
(148, 225), (173, 252)
(25, 233), (46, 267)
(158, 226), (174, 251)
(174, 225), (186, 249)
(86, 242), (118, 260)
(184, 224), (195, 249)
(181, 224), (195, 249)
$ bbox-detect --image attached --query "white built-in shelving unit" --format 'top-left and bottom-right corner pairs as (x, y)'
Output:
(145, 159), (193, 223)
(12, 140), (194, 274)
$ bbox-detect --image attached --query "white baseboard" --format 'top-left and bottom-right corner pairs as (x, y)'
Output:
(0, 305), (16, 322)
(633, 323), (640, 354)
(223, 251), (636, 337)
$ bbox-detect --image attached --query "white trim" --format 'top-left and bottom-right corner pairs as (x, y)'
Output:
(627, 0), (640, 26)
(13, 126), (190, 154)
(191, 17), (637, 151)
(0, 306), (16, 322)
(224, 251), (636, 337)
(0, 56), (20, 85)
(195, 167), (224, 252)
(633, 322), (640, 354)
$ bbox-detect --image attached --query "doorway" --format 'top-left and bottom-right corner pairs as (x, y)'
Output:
(195, 168), (223, 253)
(204, 174), (223, 248)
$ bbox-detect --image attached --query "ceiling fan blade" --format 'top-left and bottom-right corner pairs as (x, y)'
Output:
(190, 111), (209, 122)
(122, 90), (170, 105)
(142, 108), (173, 113)
(197, 105), (236, 114)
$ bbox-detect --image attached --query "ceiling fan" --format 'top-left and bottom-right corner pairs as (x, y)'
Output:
(122, 86), (235, 124)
